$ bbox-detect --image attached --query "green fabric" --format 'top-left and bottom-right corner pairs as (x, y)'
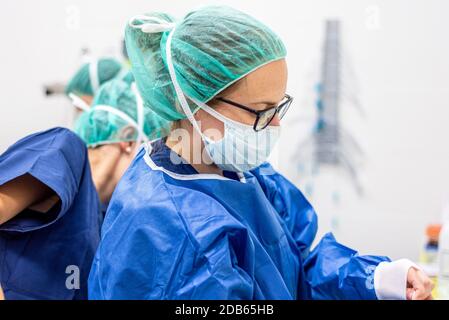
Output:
(125, 5), (287, 123)
(74, 79), (171, 147)
(120, 70), (135, 84)
(65, 58), (123, 96)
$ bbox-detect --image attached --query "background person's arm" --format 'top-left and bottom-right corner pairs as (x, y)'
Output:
(0, 174), (57, 225)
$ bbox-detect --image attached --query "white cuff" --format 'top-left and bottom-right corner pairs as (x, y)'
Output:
(373, 259), (419, 300)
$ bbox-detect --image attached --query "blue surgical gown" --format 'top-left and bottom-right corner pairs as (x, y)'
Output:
(88, 140), (390, 300)
(0, 128), (102, 300)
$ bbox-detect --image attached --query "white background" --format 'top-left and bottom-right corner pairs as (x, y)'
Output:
(0, 0), (448, 261)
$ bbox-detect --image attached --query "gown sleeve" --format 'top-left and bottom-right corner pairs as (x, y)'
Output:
(0, 127), (87, 232)
(252, 162), (391, 300)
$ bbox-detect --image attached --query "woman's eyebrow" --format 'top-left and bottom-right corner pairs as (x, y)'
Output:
(255, 101), (277, 105)
(253, 98), (283, 106)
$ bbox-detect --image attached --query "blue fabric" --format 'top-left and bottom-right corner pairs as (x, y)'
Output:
(150, 139), (198, 175)
(88, 140), (390, 300)
(0, 128), (102, 300)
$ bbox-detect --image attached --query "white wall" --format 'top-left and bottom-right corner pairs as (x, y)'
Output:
(0, 0), (448, 260)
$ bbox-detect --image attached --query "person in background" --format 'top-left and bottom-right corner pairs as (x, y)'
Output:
(0, 79), (169, 300)
(89, 6), (433, 300)
(74, 79), (171, 206)
(65, 57), (124, 113)
(0, 127), (100, 300)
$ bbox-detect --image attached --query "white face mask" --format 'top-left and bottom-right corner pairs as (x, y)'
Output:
(189, 97), (281, 172)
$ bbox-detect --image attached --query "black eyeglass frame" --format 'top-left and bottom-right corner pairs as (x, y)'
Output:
(216, 94), (293, 132)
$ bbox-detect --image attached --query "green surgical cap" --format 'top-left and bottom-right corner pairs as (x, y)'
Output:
(65, 58), (123, 97)
(125, 5), (287, 122)
(74, 79), (171, 148)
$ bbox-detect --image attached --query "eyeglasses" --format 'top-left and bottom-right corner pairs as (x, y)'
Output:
(216, 94), (293, 132)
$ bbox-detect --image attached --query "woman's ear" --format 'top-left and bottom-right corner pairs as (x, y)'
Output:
(119, 141), (134, 154)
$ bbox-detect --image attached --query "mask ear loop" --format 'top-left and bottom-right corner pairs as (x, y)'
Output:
(131, 82), (151, 155)
(165, 29), (251, 138)
(127, 16), (178, 156)
(165, 28), (208, 141)
(89, 59), (100, 94)
(128, 15), (176, 33)
(69, 93), (91, 112)
(165, 28), (249, 177)
(115, 67), (129, 82)
(166, 29), (244, 174)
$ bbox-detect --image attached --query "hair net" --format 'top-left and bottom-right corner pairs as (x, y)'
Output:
(74, 79), (171, 148)
(125, 5), (287, 123)
(65, 58), (124, 97)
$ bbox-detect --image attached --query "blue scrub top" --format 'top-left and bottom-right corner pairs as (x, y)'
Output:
(89, 140), (390, 300)
(0, 128), (102, 300)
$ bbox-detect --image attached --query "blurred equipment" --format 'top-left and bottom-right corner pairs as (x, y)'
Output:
(438, 203), (449, 299)
(293, 20), (364, 183)
(419, 224), (441, 298)
(421, 224), (442, 265)
(44, 83), (67, 97)
(292, 20), (364, 233)
(313, 20), (363, 191)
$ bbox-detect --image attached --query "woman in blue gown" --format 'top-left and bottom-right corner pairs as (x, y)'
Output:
(88, 6), (433, 300)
